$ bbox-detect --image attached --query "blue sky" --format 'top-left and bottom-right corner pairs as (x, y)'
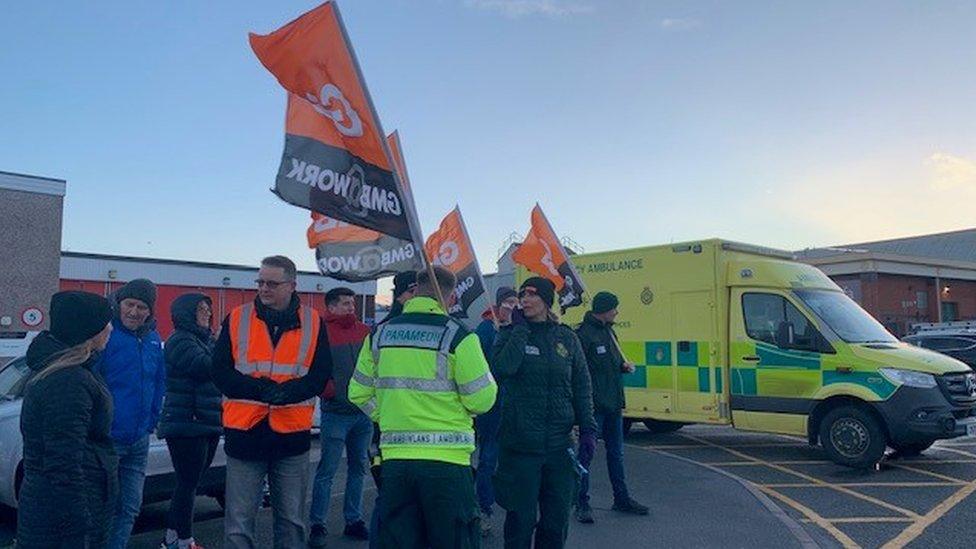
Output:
(2, 0), (975, 282)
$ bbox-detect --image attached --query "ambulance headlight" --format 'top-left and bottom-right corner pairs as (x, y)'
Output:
(879, 368), (937, 389)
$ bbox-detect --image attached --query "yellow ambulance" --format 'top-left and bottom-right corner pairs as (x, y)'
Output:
(532, 239), (976, 468)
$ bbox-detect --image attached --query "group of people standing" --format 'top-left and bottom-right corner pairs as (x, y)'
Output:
(15, 253), (646, 549)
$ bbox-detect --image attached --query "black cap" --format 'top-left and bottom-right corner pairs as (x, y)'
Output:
(116, 278), (157, 312)
(519, 277), (556, 308)
(495, 286), (517, 306)
(592, 291), (619, 314)
(393, 271), (418, 299)
(50, 291), (113, 347)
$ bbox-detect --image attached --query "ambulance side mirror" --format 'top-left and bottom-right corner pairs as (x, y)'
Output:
(775, 321), (795, 349)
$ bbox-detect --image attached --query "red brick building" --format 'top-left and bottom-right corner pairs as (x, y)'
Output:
(59, 252), (377, 339)
(797, 229), (976, 337)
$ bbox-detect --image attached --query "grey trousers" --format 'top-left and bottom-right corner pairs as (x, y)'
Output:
(225, 452), (310, 549)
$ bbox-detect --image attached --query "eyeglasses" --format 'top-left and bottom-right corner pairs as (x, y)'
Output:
(256, 279), (291, 289)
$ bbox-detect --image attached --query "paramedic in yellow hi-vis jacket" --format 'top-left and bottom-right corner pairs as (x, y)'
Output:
(349, 266), (498, 549)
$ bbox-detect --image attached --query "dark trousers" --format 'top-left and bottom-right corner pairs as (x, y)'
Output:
(494, 448), (578, 549)
(378, 459), (479, 549)
(578, 410), (629, 505)
(165, 435), (220, 539)
(474, 406), (502, 514)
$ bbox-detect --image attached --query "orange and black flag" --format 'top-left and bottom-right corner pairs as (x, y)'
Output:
(251, 2), (417, 242)
(512, 204), (586, 310)
(424, 207), (487, 318)
(306, 131), (424, 282)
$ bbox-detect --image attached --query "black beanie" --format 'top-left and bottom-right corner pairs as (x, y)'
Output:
(495, 286), (517, 306)
(116, 278), (157, 312)
(520, 277), (556, 308)
(393, 271), (418, 299)
(50, 291), (113, 347)
(592, 291), (619, 314)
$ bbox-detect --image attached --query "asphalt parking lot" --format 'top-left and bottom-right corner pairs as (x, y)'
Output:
(4, 425), (976, 548)
(628, 424), (976, 548)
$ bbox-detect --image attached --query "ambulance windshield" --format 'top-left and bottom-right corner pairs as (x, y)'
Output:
(794, 289), (897, 344)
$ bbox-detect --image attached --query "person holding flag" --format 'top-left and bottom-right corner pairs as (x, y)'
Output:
(574, 291), (649, 524)
(491, 277), (597, 549)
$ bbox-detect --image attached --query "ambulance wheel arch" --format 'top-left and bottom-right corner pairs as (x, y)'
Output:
(808, 396), (889, 468)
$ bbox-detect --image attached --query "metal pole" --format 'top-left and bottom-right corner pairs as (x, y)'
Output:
(935, 275), (943, 323)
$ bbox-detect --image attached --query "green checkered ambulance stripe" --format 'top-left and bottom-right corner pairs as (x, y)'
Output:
(730, 369), (897, 399)
(616, 341), (721, 393)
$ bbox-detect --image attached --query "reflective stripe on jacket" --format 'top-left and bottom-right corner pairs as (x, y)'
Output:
(223, 303), (320, 433)
(348, 296), (497, 465)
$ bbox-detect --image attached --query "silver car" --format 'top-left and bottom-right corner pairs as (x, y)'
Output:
(0, 356), (228, 510)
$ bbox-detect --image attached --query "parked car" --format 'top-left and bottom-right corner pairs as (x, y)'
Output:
(904, 322), (976, 370)
(0, 356), (227, 510)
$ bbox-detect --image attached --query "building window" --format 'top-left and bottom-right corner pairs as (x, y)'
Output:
(942, 302), (959, 322)
(916, 291), (928, 311)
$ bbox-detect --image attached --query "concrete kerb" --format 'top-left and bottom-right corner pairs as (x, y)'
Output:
(627, 442), (822, 549)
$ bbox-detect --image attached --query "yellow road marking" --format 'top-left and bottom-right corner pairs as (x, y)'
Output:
(886, 463), (968, 484)
(681, 434), (921, 519)
(799, 517), (914, 524)
(762, 482), (965, 488)
(881, 479), (976, 549)
(757, 486), (860, 548)
(935, 446), (976, 459)
(642, 442), (806, 450)
(714, 460), (831, 466)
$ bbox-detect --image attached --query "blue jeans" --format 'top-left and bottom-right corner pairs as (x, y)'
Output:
(309, 411), (373, 527)
(475, 405), (501, 515)
(577, 410), (629, 505)
(108, 434), (150, 549)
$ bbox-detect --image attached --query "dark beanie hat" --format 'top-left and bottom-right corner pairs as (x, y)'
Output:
(592, 291), (619, 314)
(392, 271), (418, 299)
(116, 278), (157, 312)
(495, 286), (517, 306)
(50, 291), (113, 347)
(520, 277), (556, 308)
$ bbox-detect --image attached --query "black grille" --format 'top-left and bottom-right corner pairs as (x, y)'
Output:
(938, 372), (976, 406)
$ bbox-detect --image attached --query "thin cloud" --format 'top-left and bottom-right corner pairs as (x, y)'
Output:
(464, 0), (594, 18)
(927, 152), (976, 190)
(660, 17), (701, 31)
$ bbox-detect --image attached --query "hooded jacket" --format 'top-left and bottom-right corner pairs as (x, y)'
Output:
(17, 332), (118, 547)
(97, 307), (166, 445)
(320, 309), (371, 415)
(157, 294), (223, 438)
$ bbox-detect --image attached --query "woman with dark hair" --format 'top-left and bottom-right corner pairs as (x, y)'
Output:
(17, 291), (118, 548)
(157, 294), (222, 549)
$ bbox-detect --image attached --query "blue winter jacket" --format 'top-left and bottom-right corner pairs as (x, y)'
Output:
(98, 318), (166, 445)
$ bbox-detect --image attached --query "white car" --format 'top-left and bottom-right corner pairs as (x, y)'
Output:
(0, 356), (228, 510)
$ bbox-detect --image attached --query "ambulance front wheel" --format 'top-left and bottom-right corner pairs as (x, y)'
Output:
(819, 405), (887, 469)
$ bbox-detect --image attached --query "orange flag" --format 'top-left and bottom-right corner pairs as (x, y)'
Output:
(424, 207), (486, 318)
(306, 131), (423, 281)
(512, 205), (586, 310)
(251, 2), (419, 242)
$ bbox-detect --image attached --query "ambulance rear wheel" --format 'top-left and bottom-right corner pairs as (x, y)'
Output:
(643, 420), (685, 434)
(623, 419), (634, 435)
(819, 406), (886, 469)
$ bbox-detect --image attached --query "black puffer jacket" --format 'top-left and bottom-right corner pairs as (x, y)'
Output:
(576, 311), (626, 413)
(17, 332), (119, 548)
(492, 320), (596, 454)
(157, 294), (222, 439)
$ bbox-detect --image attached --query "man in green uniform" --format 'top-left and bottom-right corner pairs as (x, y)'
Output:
(349, 266), (497, 548)
(574, 291), (649, 523)
(492, 277), (598, 549)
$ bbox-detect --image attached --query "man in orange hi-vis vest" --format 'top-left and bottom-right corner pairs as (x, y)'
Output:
(210, 256), (333, 549)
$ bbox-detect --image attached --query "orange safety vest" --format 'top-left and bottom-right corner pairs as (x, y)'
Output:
(223, 303), (320, 434)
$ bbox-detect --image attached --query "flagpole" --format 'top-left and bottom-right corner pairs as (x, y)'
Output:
(454, 206), (497, 329)
(332, 4), (447, 311)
